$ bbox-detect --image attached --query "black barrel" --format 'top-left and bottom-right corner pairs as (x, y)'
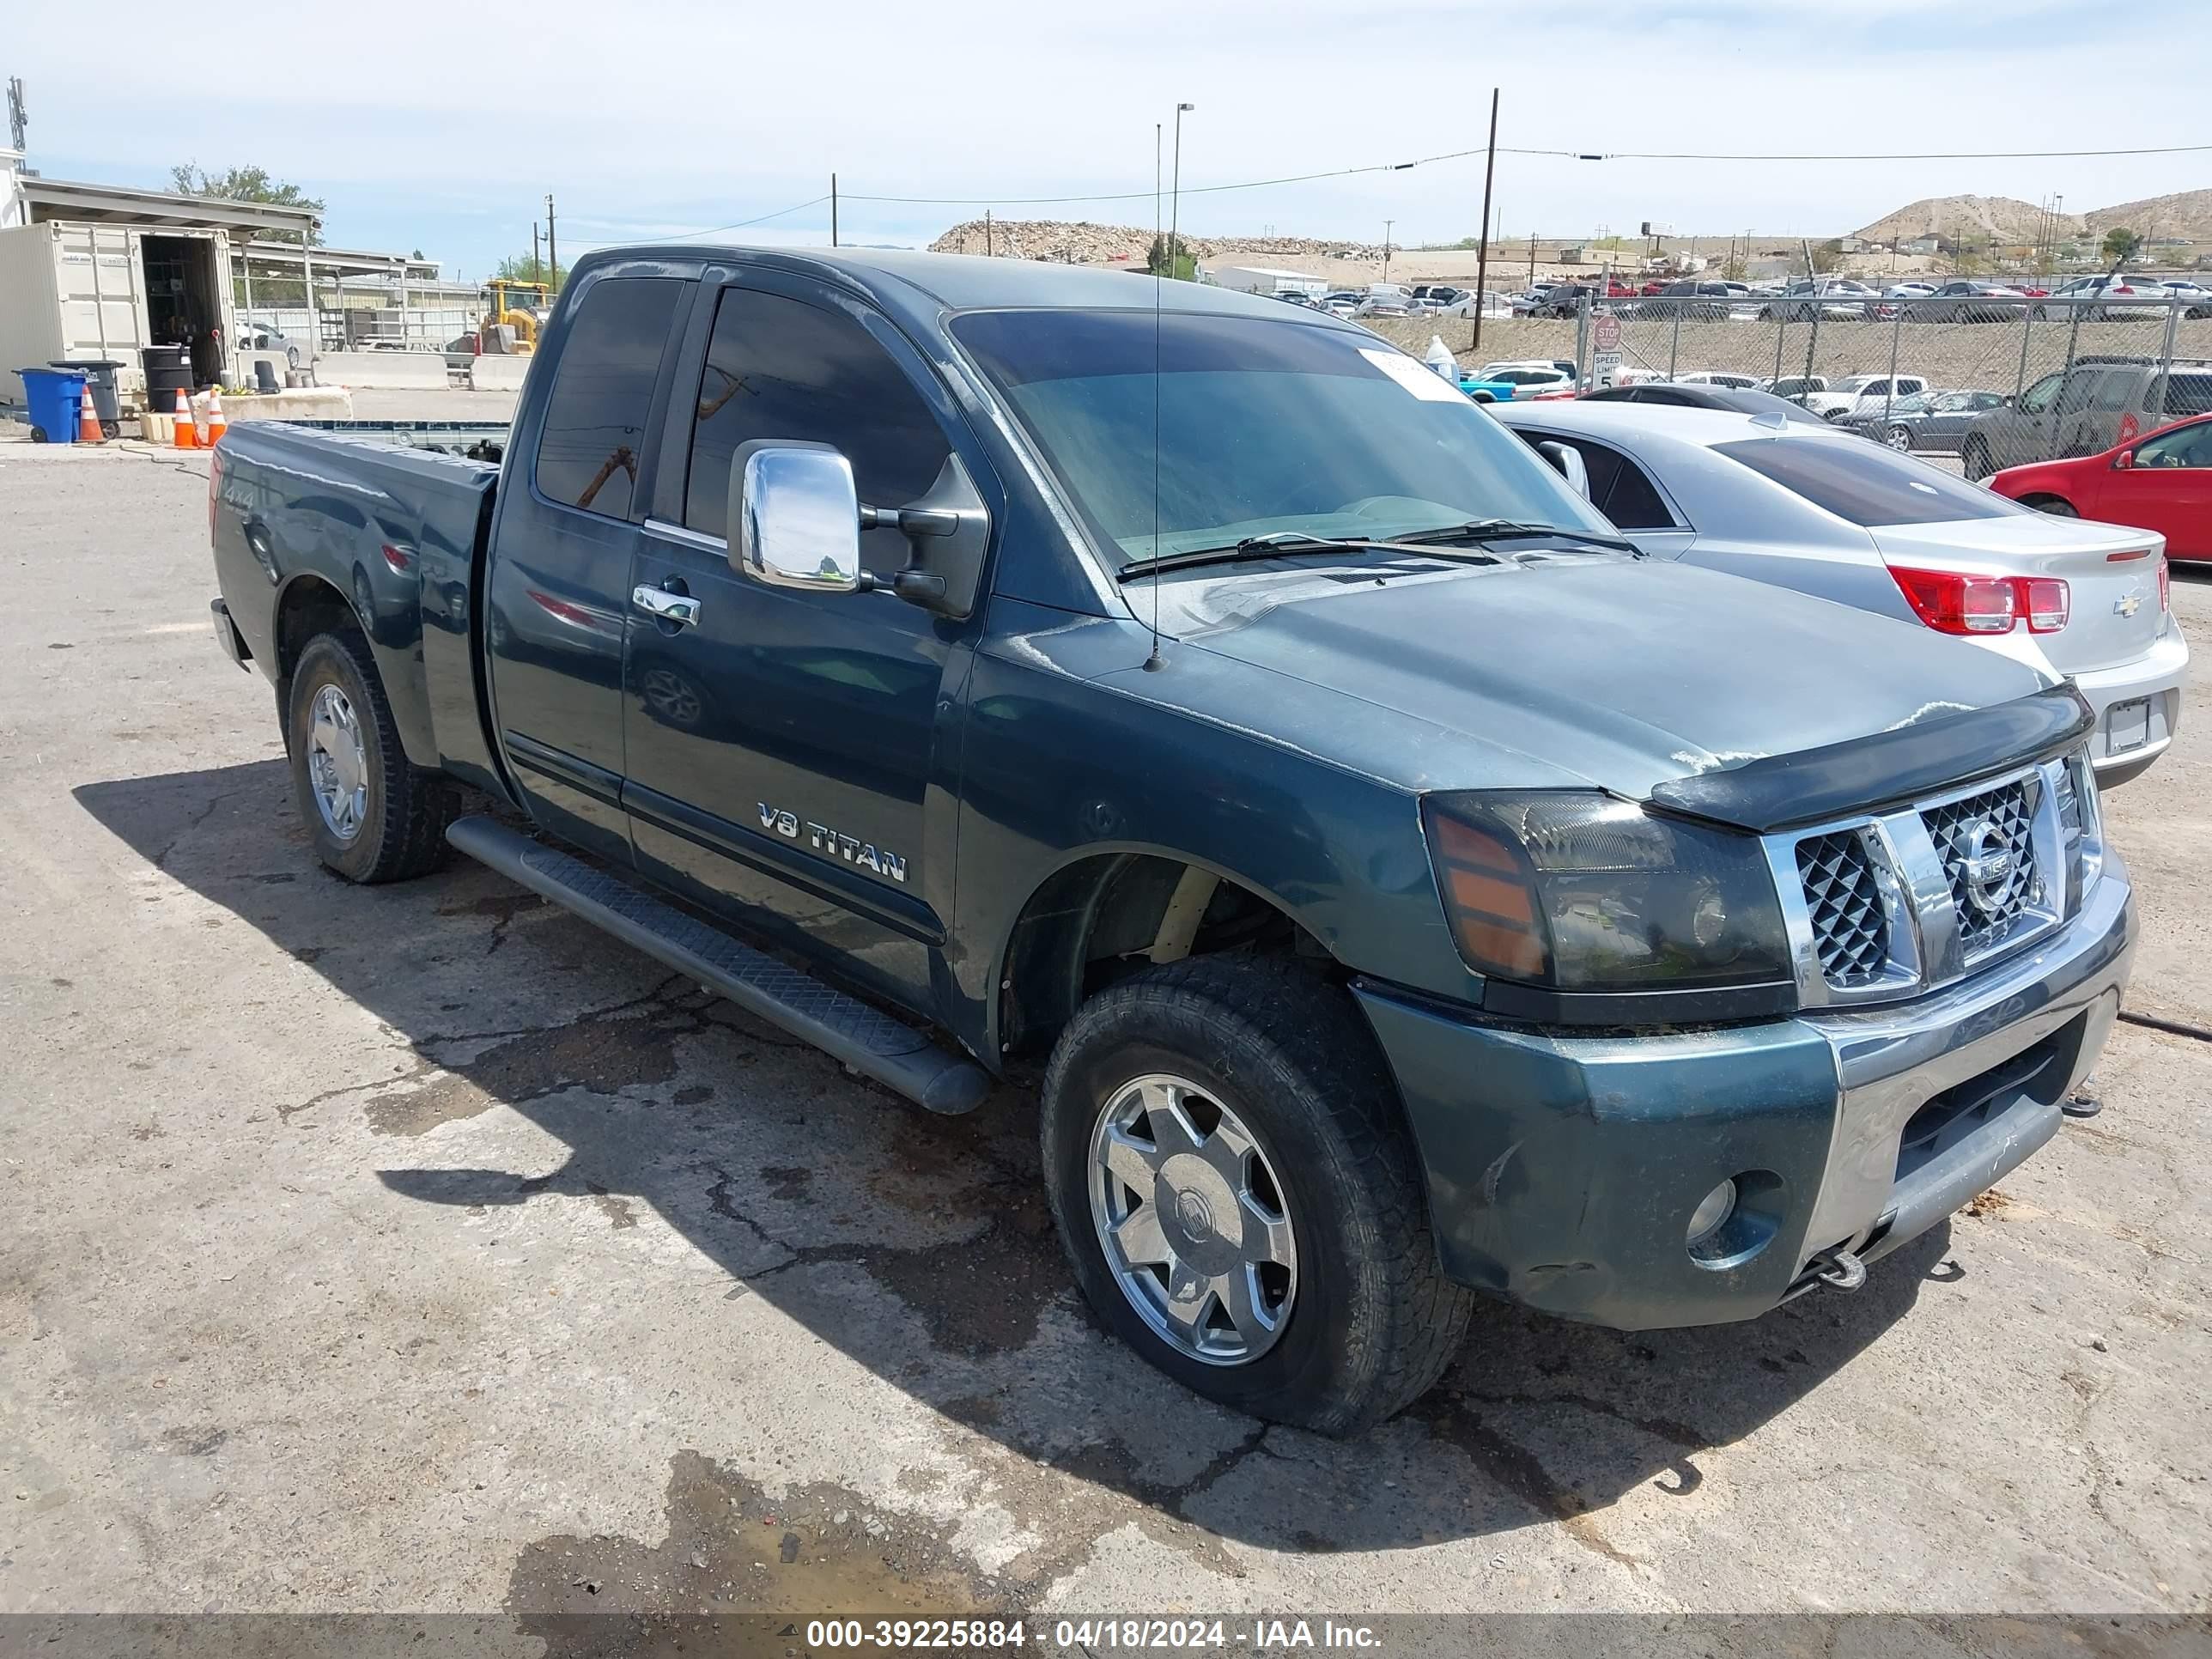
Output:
(139, 344), (191, 415)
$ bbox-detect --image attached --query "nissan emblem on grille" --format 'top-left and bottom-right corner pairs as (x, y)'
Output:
(1923, 780), (2039, 953)
(1960, 818), (2015, 918)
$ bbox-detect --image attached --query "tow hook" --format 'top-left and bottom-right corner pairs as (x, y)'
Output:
(1812, 1247), (1867, 1292)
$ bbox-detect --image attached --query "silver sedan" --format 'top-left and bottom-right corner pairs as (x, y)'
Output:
(1488, 399), (2188, 786)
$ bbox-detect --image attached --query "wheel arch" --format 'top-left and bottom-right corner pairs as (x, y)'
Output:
(270, 571), (441, 769)
(993, 843), (1340, 1065)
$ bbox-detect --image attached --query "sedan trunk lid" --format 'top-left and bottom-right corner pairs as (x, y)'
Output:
(1869, 515), (2166, 673)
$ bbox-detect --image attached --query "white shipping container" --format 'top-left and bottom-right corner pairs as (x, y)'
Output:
(0, 220), (237, 404)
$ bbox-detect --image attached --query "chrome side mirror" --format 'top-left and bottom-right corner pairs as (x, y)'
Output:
(1538, 440), (1591, 500)
(731, 441), (863, 592)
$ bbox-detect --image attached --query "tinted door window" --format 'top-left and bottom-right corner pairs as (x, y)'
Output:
(2093, 374), (2133, 412)
(684, 289), (951, 578)
(534, 276), (684, 520)
(2018, 372), (2062, 413)
(1714, 438), (2021, 526)
(2055, 373), (2102, 416)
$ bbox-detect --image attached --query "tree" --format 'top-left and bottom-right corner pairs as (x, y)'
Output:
(169, 162), (324, 246)
(2101, 227), (2143, 266)
(1808, 239), (1844, 275)
(1146, 233), (1197, 281)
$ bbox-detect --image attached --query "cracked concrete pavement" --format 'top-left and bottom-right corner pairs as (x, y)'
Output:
(2, 441), (2208, 1629)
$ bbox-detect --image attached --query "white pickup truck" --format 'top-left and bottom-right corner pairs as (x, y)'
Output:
(1799, 374), (1930, 422)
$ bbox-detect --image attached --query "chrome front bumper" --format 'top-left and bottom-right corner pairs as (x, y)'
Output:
(1794, 851), (2134, 1273)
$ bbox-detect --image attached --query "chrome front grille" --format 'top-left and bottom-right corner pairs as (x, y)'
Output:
(1767, 759), (2077, 1009)
(1922, 778), (2039, 956)
(1796, 831), (1888, 988)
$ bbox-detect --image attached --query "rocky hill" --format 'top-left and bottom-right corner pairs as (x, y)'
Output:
(1851, 194), (2072, 246)
(927, 218), (1385, 264)
(2081, 189), (2212, 241)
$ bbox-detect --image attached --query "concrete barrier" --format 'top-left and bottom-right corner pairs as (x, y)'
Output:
(223, 387), (355, 423)
(317, 350), (452, 390)
(468, 354), (532, 392)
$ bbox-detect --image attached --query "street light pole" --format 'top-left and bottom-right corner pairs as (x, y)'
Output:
(1170, 102), (1194, 279)
(1382, 220), (1394, 283)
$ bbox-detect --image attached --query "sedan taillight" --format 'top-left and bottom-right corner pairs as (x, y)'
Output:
(2159, 555), (2171, 612)
(1889, 567), (2069, 635)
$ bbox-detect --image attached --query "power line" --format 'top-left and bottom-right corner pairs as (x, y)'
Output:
(625, 137), (2212, 240)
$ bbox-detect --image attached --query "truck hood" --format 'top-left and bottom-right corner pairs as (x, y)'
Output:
(1168, 555), (2055, 802)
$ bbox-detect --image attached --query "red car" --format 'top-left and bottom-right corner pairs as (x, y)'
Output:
(1990, 412), (2212, 562)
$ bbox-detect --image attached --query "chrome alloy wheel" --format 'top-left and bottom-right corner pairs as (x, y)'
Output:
(307, 684), (369, 842)
(1087, 1073), (1297, 1365)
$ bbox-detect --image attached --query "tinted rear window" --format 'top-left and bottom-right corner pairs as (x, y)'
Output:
(534, 276), (685, 520)
(1714, 437), (2021, 526)
(2164, 374), (2212, 416)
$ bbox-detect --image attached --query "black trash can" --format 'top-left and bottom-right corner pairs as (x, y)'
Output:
(56, 360), (123, 438)
(139, 344), (191, 418)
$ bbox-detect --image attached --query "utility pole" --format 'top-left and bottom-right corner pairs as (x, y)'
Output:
(831, 173), (839, 247)
(985, 209), (993, 258)
(1154, 123), (1162, 272)
(1471, 86), (1499, 351)
(1382, 220), (1394, 283)
(532, 222), (540, 280)
(1170, 103), (1194, 280)
(545, 193), (557, 289)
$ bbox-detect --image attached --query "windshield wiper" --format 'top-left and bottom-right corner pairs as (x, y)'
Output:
(1117, 531), (1494, 581)
(1388, 520), (1640, 554)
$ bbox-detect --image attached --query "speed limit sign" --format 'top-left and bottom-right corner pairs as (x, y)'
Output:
(1593, 313), (1622, 351)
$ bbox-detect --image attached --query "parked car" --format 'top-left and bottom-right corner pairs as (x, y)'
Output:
(1764, 374), (1829, 405)
(1883, 282), (1937, 301)
(1492, 399), (2186, 785)
(2152, 279), (2212, 319)
(1797, 374), (1931, 422)
(1527, 284), (1599, 319)
(1671, 370), (1762, 389)
(1960, 356), (2212, 479)
(204, 244), (2136, 1431)
(1314, 291), (1361, 318)
(1904, 282), (2030, 324)
(1474, 361), (1577, 398)
(1579, 383), (1831, 424)
(1760, 279), (1881, 321)
(1408, 284), (1466, 313)
(2037, 275), (2172, 322)
(236, 319), (307, 368)
(1990, 411), (2212, 562)
(1641, 280), (1736, 320)
(1838, 389), (2010, 452)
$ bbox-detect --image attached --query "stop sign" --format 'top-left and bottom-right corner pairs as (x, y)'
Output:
(1593, 314), (1621, 351)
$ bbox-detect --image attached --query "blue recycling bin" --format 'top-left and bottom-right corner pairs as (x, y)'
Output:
(17, 367), (87, 444)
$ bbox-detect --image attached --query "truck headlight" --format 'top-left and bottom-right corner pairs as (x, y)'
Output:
(1421, 792), (1791, 992)
(2055, 746), (2103, 915)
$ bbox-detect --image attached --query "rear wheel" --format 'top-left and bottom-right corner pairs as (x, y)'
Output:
(284, 627), (453, 884)
(1042, 957), (1474, 1435)
(1885, 425), (1913, 451)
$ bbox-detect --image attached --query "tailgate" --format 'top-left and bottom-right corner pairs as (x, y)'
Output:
(1869, 516), (2166, 674)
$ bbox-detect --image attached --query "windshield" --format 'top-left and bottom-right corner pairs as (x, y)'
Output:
(1832, 376), (1878, 393)
(951, 308), (1614, 564)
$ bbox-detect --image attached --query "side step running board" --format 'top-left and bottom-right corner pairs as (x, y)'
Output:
(446, 815), (992, 1115)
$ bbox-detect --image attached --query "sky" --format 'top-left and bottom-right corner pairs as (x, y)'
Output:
(9, 0), (2209, 281)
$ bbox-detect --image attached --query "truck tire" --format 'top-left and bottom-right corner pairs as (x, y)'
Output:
(284, 627), (453, 884)
(1041, 957), (1474, 1435)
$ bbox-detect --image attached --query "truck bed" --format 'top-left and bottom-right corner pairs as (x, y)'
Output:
(210, 418), (507, 794)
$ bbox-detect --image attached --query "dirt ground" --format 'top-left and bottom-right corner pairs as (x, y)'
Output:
(1, 440), (2207, 1648)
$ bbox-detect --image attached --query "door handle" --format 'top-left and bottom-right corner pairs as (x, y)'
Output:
(632, 585), (701, 627)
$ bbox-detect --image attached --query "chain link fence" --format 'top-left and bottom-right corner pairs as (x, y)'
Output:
(1380, 291), (2212, 476)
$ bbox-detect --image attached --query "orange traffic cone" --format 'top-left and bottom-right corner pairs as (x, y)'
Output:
(204, 390), (227, 448)
(77, 381), (103, 444)
(172, 387), (198, 450)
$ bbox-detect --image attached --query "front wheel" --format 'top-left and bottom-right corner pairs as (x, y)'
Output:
(1885, 425), (1913, 451)
(1961, 437), (1993, 482)
(1042, 957), (1474, 1436)
(284, 627), (453, 883)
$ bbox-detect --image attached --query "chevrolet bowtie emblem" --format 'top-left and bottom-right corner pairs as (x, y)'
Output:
(2114, 591), (2142, 617)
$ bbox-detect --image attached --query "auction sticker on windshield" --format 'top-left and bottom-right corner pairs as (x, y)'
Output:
(1358, 348), (1465, 403)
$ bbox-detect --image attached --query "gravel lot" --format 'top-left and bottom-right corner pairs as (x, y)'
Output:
(2, 437), (2207, 1640)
